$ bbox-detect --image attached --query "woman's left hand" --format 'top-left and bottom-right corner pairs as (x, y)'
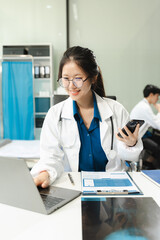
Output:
(116, 124), (140, 147)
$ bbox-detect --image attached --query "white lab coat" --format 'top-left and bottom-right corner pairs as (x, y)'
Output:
(31, 92), (143, 184)
(130, 98), (160, 138)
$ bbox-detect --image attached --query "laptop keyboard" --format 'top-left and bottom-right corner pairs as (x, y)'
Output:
(40, 194), (64, 210)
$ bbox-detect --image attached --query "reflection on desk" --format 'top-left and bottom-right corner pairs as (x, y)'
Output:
(0, 172), (160, 240)
(82, 197), (160, 240)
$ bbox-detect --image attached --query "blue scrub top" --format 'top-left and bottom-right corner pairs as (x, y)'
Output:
(73, 93), (108, 171)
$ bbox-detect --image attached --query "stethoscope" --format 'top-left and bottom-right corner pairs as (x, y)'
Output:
(110, 116), (114, 150)
(60, 112), (117, 159)
(109, 116), (117, 160)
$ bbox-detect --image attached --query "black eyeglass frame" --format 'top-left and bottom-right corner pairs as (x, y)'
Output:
(57, 76), (90, 88)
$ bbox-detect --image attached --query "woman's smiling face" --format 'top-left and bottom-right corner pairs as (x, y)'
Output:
(62, 61), (93, 102)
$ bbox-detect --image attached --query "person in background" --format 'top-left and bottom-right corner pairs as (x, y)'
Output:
(31, 46), (142, 188)
(130, 84), (160, 168)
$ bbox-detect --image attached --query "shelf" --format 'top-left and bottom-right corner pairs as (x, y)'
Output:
(34, 96), (51, 98)
(35, 116), (45, 129)
(33, 56), (51, 60)
(35, 128), (41, 139)
(35, 112), (47, 115)
(34, 78), (51, 80)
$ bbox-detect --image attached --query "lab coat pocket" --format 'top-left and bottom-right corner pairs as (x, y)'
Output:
(61, 133), (80, 171)
(62, 135), (77, 149)
(59, 119), (80, 171)
(60, 127), (78, 149)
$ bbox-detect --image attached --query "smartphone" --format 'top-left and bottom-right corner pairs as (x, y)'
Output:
(117, 119), (145, 138)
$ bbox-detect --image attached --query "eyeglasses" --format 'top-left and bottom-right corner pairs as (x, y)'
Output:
(58, 76), (89, 88)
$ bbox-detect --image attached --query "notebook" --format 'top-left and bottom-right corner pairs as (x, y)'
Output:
(141, 170), (160, 187)
(81, 197), (160, 240)
(0, 157), (81, 214)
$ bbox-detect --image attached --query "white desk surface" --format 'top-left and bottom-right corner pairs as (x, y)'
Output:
(0, 172), (160, 240)
(0, 140), (40, 159)
(0, 140), (40, 169)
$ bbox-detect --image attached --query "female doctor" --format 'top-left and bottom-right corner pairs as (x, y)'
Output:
(31, 46), (143, 188)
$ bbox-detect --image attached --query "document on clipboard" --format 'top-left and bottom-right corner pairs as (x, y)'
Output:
(81, 171), (142, 195)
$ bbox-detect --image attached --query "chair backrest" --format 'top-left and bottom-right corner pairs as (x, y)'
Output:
(53, 94), (69, 105)
(106, 96), (117, 101)
(125, 160), (142, 172)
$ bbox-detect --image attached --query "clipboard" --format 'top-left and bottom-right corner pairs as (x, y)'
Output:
(81, 171), (142, 195)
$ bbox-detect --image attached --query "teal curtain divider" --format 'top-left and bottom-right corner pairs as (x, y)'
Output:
(2, 61), (34, 140)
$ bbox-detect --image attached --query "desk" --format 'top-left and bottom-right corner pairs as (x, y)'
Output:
(0, 140), (39, 169)
(0, 172), (160, 240)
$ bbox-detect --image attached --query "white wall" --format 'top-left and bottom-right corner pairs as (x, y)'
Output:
(1, 0), (160, 137)
(69, 0), (160, 112)
(0, 0), (67, 138)
(0, 0), (66, 81)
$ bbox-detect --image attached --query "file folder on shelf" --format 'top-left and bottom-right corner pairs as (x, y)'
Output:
(81, 171), (142, 195)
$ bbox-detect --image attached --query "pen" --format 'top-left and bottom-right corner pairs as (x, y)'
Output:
(96, 190), (129, 195)
(68, 173), (75, 185)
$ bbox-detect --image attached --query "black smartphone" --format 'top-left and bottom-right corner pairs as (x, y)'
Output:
(117, 119), (145, 138)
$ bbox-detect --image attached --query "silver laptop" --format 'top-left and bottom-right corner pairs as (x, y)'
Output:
(0, 157), (81, 214)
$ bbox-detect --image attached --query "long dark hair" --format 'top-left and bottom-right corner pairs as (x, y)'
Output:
(58, 46), (106, 97)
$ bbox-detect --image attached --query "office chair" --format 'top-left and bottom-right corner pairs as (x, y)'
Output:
(140, 128), (160, 170)
(106, 96), (117, 101)
(53, 94), (69, 105)
(125, 157), (143, 172)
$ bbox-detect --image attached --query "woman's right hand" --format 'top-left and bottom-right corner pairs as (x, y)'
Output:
(34, 171), (50, 188)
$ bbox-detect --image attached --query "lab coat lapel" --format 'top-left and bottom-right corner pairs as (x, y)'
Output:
(61, 97), (74, 120)
(60, 97), (80, 171)
(95, 93), (113, 146)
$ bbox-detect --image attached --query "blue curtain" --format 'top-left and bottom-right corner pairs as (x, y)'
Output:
(2, 61), (34, 140)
